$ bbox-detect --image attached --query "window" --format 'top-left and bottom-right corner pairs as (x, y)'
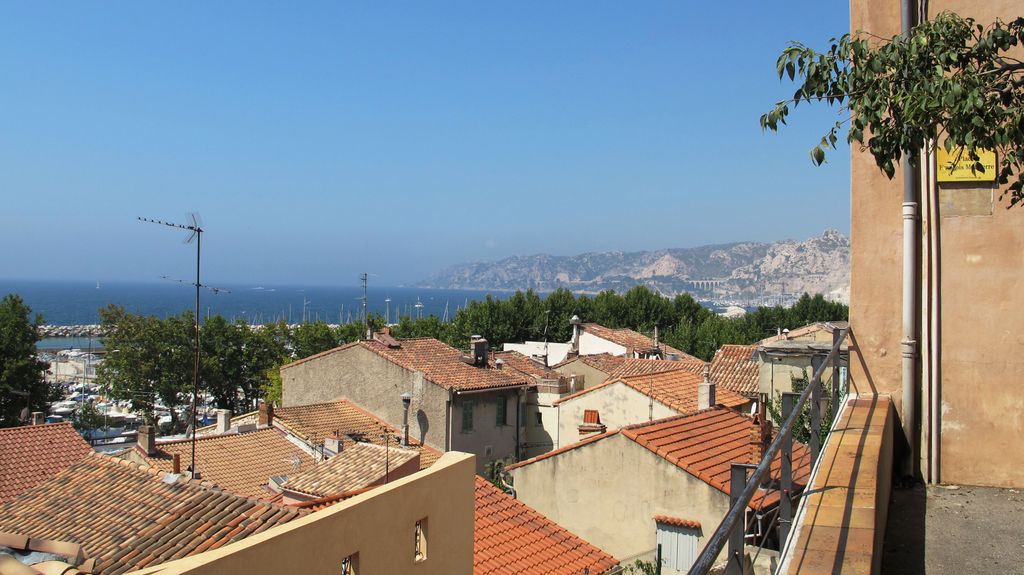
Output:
(414, 518), (428, 562)
(461, 400), (474, 432)
(340, 553), (358, 575)
(495, 395), (507, 426)
(535, 411), (543, 426)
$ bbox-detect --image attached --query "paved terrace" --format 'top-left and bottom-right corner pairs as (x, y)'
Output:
(882, 483), (1024, 574)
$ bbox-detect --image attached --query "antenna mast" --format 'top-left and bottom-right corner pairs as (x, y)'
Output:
(360, 273), (369, 339)
(138, 213), (204, 478)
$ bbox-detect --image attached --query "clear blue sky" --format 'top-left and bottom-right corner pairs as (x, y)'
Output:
(1, 1), (852, 287)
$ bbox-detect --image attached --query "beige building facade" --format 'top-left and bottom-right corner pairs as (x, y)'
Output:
(849, 0), (1024, 487)
(131, 452), (477, 575)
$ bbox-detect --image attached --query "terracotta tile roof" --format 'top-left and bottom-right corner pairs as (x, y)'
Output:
(273, 399), (442, 469)
(282, 337), (533, 392)
(558, 353), (706, 381)
(654, 515), (702, 530)
(288, 487), (377, 512)
(135, 427), (315, 499)
(710, 344), (761, 397)
(282, 443), (419, 498)
(554, 369), (749, 414)
(0, 423), (93, 503)
(581, 323), (701, 362)
(760, 321), (848, 344)
(510, 408), (811, 510)
(622, 408), (812, 509)
(473, 477), (619, 575)
(489, 350), (559, 380)
(0, 452), (304, 575)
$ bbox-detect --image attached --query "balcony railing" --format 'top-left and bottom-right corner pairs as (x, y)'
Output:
(687, 328), (848, 575)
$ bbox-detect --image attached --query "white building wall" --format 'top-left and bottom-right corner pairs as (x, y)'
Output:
(502, 342), (571, 367)
(578, 332), (628, 357)
(556, 382), (676, 448)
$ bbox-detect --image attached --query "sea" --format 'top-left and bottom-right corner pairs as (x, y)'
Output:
(1, 280), (515, 349)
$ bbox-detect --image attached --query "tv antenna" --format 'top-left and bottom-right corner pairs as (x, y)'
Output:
(138, 212), (204, 477)
(359, 273), (368, 323)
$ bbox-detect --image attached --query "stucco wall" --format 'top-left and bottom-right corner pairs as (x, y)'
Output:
(554, 358), (610, 391)
(281, 346), (449, 451)
(450, 390), (522, 471)
(850, 0), (1024, 487)
(523, 388), (560, 458)
(135, 452), (476, 575)
(556, 382), (676, 448)
(758, 356), (841, 399)
(579, 332), (628, 357)
(281, 346), (520, 473)
(509, 434), (731, 561)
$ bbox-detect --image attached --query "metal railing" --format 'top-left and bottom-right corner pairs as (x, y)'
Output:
(687, 328), (848, 575)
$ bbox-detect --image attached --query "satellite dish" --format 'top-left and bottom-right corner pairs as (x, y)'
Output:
(19, 407), (30, 423)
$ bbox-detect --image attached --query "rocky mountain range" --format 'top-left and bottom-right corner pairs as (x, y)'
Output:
(418, 230), (850, 304)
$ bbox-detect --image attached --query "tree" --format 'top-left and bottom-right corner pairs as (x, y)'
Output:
(762, 12), (1024, 205)
(0, 294), (55, 427)
(290, 321), (339, 359)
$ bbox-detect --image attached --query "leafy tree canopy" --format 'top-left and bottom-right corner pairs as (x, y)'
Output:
(762, 12), (1024, 205)
(0, 294), (56, 427)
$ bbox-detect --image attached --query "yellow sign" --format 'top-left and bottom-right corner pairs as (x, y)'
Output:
(936, 147), (997, 182)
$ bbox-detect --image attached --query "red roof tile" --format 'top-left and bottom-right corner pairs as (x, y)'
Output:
(0, 452), (304, 575)
(622, 409), (812, 509)
(511, 408), (812, 510)
(654, 515), (702, 530)
(710, 344), (761, 397)
(489, 350), (559, 380)
(283, 338), (532, 392)
(473, 477), (618, 575)
(282, 443), (419, 497)
(581, 324), (701, 362)
(135, 427), (315, 499)
(273, 399), (442, 469)
(0, 423), (92, 503)
(554, 369), (749, 414)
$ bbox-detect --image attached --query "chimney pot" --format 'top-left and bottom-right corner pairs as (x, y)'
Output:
(138, 425), (157, 456)
(31, 412), (45, 426)
(216, 409), (232, 434)
(172, 453), (181, 474)
(258, 402), (274, 427)
(698, 365), (716, 410)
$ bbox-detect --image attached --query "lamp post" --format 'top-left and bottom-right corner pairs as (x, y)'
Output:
(401, 392), (413, 447)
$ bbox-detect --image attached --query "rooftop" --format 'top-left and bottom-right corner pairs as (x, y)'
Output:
(476, 476), (620, 575)
(580, 323), (701, 362)
(709, 344), (761, 397)
(282, 442), (419, 498)
(511, 408), (811, 509)
(0, 422), (93, 503)
(134, 427), (315, 499)
(273, 399), (442, 469)
(489, 350), (560, 380)
(283, 337), (533, 392)
(555, 368), (749, 414)
(558, 352), (706, 380)
(0, 452), (304, 575)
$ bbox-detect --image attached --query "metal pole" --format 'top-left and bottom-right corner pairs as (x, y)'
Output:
(779, 392), (797, 550)
(809, 355), (823, 461)
(727, 464), (754, 575)
(900, 0), (920, 480)
(832, 329), (842, 421)
(192, 230), (201, 476)
(656, 543), (662, 575)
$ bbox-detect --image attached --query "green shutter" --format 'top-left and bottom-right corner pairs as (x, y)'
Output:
(496, 395), (507, 426)
(462, 400), (474, 432)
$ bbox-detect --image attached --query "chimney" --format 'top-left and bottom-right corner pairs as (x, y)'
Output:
(471, 336), (489, 367)
(258, 402), (274, 427)
(494, 358), (504, 370)
(31, 412), (45, 426)
(401, 392), (413, 447)
(698, 364), (716, 410)
(215, 409), (232, 434)
(325, 435), (344, 454)
(569, 315), (582, 354)
(137, 425), (157, 456)
(653, 326), (660, 350)
(172, 453), (181, 474)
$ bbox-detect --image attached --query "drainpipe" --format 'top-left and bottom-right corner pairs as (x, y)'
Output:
(900, 0), (920, 479)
